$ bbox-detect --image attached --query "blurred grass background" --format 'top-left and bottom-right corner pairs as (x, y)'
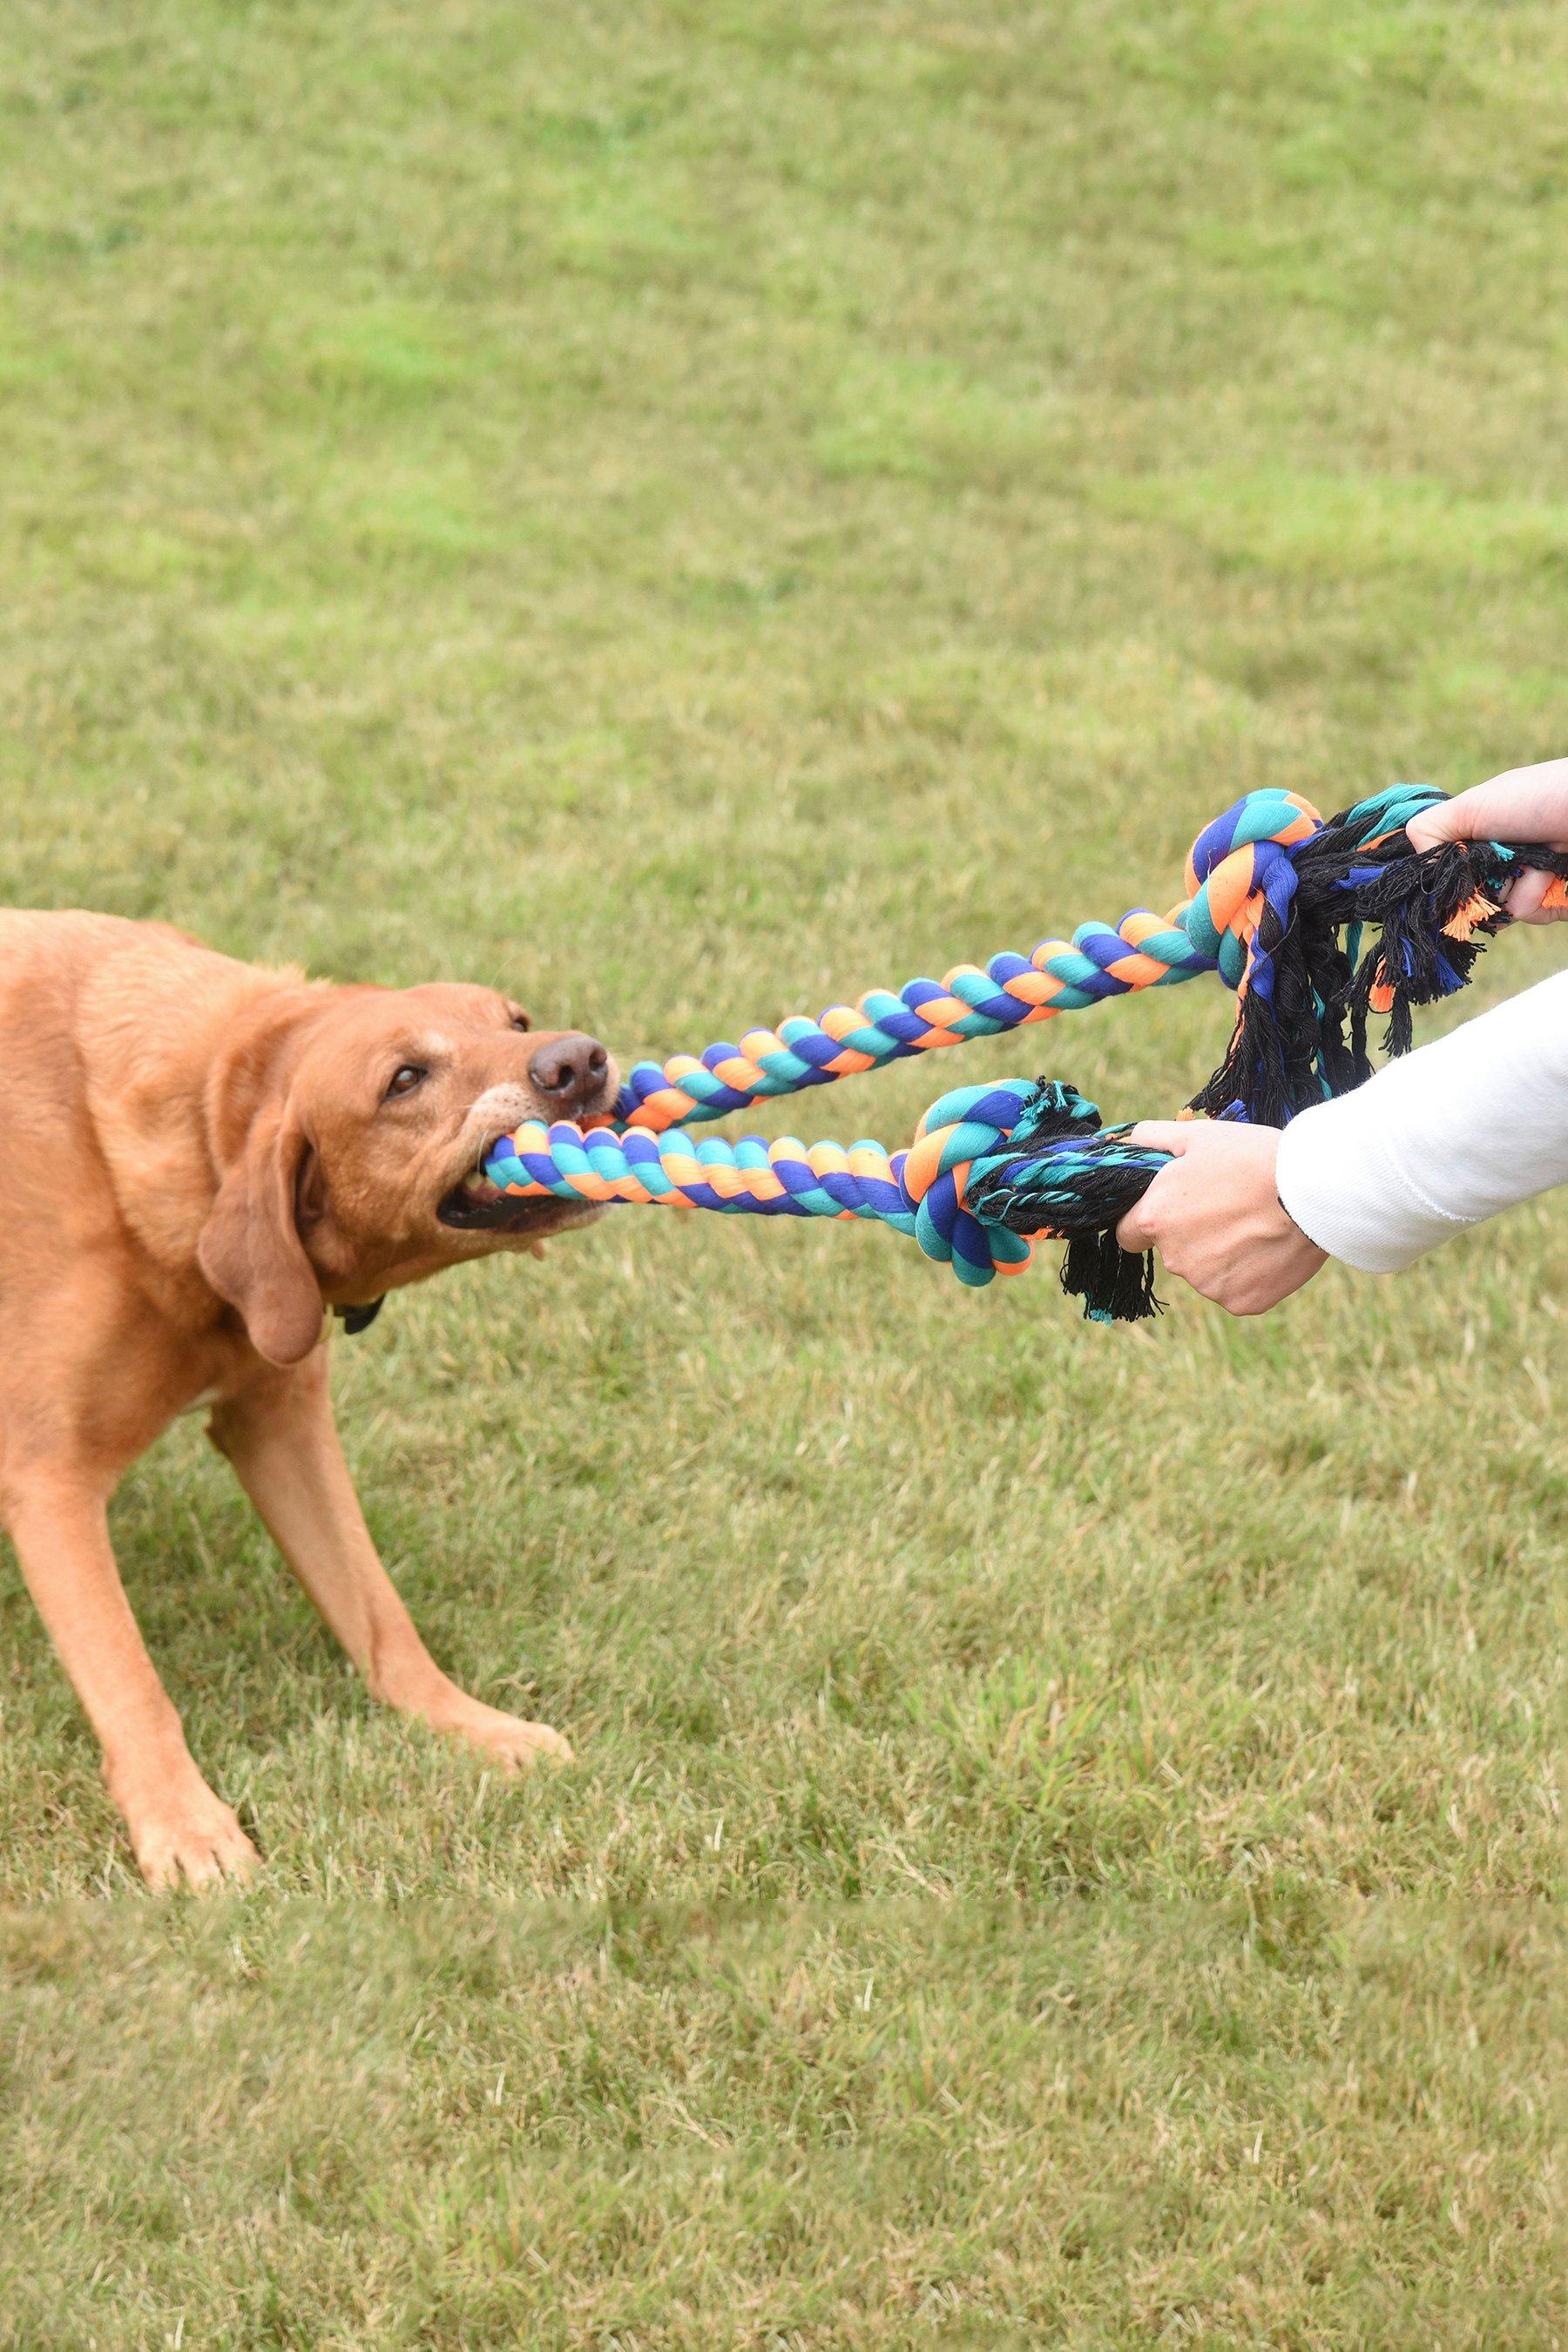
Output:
(1, 2), (1564, 2343)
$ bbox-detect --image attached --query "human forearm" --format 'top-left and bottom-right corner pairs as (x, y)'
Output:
(1274, 970), (1568, 1272)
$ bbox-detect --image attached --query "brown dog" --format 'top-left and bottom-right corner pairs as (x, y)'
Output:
(0, 909), (617, 1888)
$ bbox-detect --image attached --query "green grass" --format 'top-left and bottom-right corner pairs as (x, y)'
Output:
(1, 2), (1565, 2342)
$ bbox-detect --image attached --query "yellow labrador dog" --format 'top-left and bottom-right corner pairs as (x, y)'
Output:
(0, 909), (616, 1886)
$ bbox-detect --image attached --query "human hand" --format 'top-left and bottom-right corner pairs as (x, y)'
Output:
(1114, 1120), (1327, 1316)
(1407, 758), (1568, 923)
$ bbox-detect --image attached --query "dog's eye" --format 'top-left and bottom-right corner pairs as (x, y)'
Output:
(384, 1064), (426, 1099)
(511, 1013), (531, 1033)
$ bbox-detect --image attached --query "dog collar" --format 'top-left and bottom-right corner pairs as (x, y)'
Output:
(334, 1299), (385, 1336)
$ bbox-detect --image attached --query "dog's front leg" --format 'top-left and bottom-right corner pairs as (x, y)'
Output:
(209, 1350), (572, 1771)
(2, 1467), (259, 1888)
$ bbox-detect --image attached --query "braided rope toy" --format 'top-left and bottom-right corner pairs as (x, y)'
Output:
(483, 1078), (1170, 1303)
(477, 786), (1566, 1321)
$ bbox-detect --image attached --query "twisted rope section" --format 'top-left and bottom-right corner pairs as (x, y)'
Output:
(473, 783), (1568, 1322)
(482, 1079), (1172, 1298)
(615, 784), (1566, 1132)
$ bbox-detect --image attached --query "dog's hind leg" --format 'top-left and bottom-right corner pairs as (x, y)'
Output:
(209, 1349), (573, 1773)
(1, 1465), (259, 1889)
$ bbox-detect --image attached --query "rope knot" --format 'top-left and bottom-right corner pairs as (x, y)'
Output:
(893, 1078), (1174, 1309)
(1179, 788), (1323, 993)
(894, 1081), (1039, 1287)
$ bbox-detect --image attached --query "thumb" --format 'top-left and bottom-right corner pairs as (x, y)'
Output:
(1406, 800), (1468, 854)
(1503, 866), (1555, 923)
(1113, 1126), (1185, 1253)
(1115, 1182), (1164, 1254)
(1124, 1120), (1193, 1154)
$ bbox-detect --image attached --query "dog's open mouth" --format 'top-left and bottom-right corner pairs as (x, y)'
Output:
(437, 1154), (570, 1233)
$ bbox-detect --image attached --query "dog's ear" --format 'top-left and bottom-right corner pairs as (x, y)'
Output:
(198, 1096), (324, 1366)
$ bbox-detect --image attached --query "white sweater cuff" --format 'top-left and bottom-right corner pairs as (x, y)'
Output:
(1274, 969), (1568, 1274)
(1276, 1096), (1472, 1272)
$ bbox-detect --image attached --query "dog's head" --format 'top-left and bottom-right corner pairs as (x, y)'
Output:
(198, 982), (618, 1365)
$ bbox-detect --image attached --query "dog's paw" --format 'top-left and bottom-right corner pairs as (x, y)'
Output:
(114, 1774), (260, 1891)
(431, 1695), (575, 1773)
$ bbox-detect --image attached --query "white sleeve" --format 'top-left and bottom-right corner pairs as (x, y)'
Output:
(1274, 968), (1568, 1273)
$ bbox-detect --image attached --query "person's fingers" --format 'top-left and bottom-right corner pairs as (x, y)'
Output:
(1504, 867), (1553, 923)
(1406, 803), (1463, 853)
(1407, 764), (1568, 861)
(1114, 1159), (1180, 1253)
(1123, 1121), (1193, 1154)
(1114, 1125), (1192, 1252)
(1114, 1199), (1157, 1253)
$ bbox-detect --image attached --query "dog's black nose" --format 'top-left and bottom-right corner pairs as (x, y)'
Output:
(529, 1033), (611, 1117)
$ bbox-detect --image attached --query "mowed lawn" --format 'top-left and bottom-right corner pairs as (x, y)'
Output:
(2, 3), (1565, 2343)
